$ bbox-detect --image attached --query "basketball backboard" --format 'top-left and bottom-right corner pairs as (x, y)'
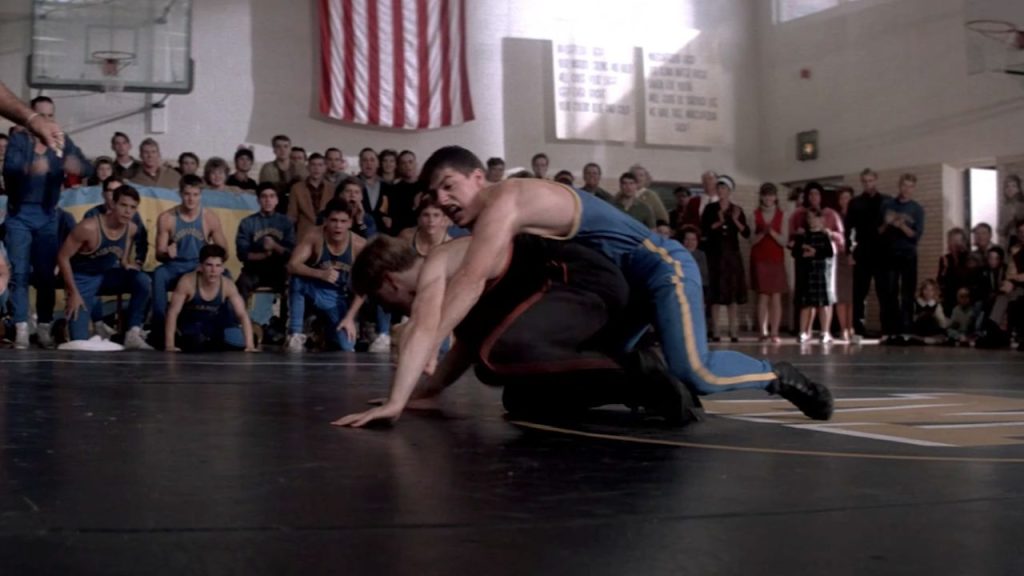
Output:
(27, 0), (194, 94)
(965, 0), (1024, 77)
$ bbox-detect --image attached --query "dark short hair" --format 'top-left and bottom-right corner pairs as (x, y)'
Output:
(102, 175), (124, 191)
(178, 151), (199, 166)
(486, 157), (505, 168)
(200, 244), (227, 263)
(291, 147), (307, 158)
(1006, 174), (1022, 194)
(860, 168), (878, 179)
(899, 173), (917, 186)
(0, 133), (9, 141)
(531, 153), (549, 164)
(139, 137), (160, 151)
(272, 134), (291, 145)
(113, 184), (141, 204)
(759, 182), (778, 196)
(234, 148), (254, 161)
(947, 227), (966, 240)
(655, 219), (670, 228)
(180, 174), (204, 192)
(308, 152), (325, 163)
(325, 147), (343, 157)
(359, 147), (377, 158)
(583, 162), (601, 174)
(619, 172), (637, 183)
(30, 96), (54, 109)
(416, 195), (444, 216)
(399, 149), (416, 160)
(973, 222), (993, 234)
(554, 170), (574, 185)
(679, 224), (700, 240)
(94, 156), (114, 168)
(323, 198), (353, 220)
(351, 236), (419, 296)
(987, 246), (1005, 260)
(111, 131), (130, 145)
(257, 182), (278, 197)
(419, 146), (485, 190)
(337, 176), (363, 194)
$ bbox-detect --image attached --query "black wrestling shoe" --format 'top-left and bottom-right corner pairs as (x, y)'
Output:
(767, 361), (834, 420)
(625, 346), (703, 426)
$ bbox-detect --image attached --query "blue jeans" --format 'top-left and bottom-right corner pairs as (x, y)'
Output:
(69, 268), (152, 341)
(151, 260), (198, 324)
(289, 276), (354, 351)
(625, 236), (776, 395)
(5, 205), (59, 323)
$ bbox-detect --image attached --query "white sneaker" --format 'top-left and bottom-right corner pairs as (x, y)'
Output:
(94, 321), (117, 339)
(14, 322), (29, 350)
(798, 332), (810, 344)
(36, 322), (54, 349)
(369, 333), (391, 353)
(123, 327), (154, 350)
(821, 333), (834, 344)
(286, 333), (307, 353)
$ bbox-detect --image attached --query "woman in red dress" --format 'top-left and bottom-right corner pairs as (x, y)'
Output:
(750, 183), (788, 343)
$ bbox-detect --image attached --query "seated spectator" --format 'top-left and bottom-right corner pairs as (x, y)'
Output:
(226, 147), (258, 191)
(325, 147), (347, 187)
(286, 200), (365, 352)
(235, 183), (295, 310)
(152, 175), (230, 338)
(975, 246), (1010, 348)
(56, 184), (151, 348)
(87, 156), (115, 186)
(581, 162), (614, 203)
(937, 227), (971, 316)
(485, 157), (505, 183)
(614, 172), (655, 229)
(290, 146), (308, 173)
(678, 225), (709, 305)
(164, 244), (256, 352)
(907, 279), (949, 344)
(288, 153), (332, 240)
(946, 287), (978, 346)
(177, 152), (200, 177)
(531, 153), (549, 180)
(203, 157), (240, 193)
(792, 207), (835, 343)
(972, 222), (999, 257)
(553, 170), (574, 187)
(654, 220), (672, 239)
(338, 176), (378, 238)
(128, 138), (181, 188)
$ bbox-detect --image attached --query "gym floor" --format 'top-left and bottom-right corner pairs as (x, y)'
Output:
(2, 346), (1023, 575)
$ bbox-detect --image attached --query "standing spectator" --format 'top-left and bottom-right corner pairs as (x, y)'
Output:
(324, 147), (347, 187)
(880, 173), (925, 343)
(581, 162), (614, 203)
(750, 183), (788, 343)
(792, 208), (836, 343)
(378, 149), (399, 184)
(937, 227), (971, 316)
(668, 186), (691, 232)
(531, 153), (549, 180)
(683, 170), (718, 228)
(999, 174), (1024, 247)
(258, 135), (306, 214)
(701, 175), (749, 342)
(799, 183), (844, 338)
(485, 157), (505, 183)
(1006, 220), (1024, 349)
(128, 138), (181, 189)
(972, 222), (999, 257)
(846, 168), (890, 337)
(614, 172), (655, 228)
(2, 95), (92, 349)
(835, 187), (856, 342)
(110, 132), (140, 178)
(289, 147), (308, 172)
(227, 148), (258, 192)
(288, 153), (332, 241)
(339, 177), (378, 238)
(553, 170), (574, 187)
(630, 163), (670, 224)
(386, 150), (420, 233)
(358, 148), (390, 234)
(177, 152), (200, 177)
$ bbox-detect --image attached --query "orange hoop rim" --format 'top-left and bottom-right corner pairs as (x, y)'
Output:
(90, 50), (136, 76)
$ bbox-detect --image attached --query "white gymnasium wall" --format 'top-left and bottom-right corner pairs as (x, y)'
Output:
(755, 0), (1024, 183)
(0, 0), (761, 184)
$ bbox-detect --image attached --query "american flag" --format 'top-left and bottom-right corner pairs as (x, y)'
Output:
(319, 0), (475, 130)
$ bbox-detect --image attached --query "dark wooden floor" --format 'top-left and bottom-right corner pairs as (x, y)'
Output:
(2, 345), (1024, 575)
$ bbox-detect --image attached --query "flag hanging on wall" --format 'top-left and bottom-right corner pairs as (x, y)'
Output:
(319, 0), (475, 130)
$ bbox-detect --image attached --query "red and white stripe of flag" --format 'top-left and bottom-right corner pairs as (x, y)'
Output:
(320, 0), (475, 130)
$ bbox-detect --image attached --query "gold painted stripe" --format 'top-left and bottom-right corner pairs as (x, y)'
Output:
(511, 421), (1024, 464)
(641, 239), (776, 386)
